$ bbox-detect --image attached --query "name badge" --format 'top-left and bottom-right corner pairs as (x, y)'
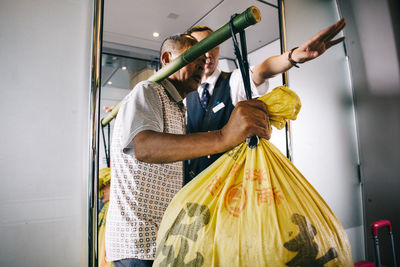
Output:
(212, 102), (225, 113)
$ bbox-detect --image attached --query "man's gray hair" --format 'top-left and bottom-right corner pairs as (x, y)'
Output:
(160, 34), (198, 63)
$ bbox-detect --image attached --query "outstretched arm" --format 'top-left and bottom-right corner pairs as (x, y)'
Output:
(251, 18), (346, 86)
(133, 99), (270, 163)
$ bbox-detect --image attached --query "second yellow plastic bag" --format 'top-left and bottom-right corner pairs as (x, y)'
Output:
(98, 167), (114, 267)
(153, 86), (353, 266)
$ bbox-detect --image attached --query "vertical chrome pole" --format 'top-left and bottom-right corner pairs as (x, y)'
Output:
(278, 0), (293, 161)
(89, 0), (103, 266)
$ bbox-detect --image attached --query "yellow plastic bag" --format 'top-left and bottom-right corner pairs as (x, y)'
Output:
(98, 167), (114, 267)
(260, 85), (302, 130)
(153, 86), (353, 267)
(99, 167), (111, 194)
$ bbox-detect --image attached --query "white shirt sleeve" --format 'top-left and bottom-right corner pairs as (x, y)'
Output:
(229, 67), (269, 105)
(117, 81), (163, 155)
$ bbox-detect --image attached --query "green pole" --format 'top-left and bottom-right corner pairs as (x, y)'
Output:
(101, 5), (261, 126)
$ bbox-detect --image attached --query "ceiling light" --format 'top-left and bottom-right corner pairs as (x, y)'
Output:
(153, 32), (160, 38)
(107, 81), (112, 85)
(121, 66), (127, 70)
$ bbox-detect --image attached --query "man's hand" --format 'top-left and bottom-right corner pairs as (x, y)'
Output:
(102, 184), (110, 203)
(251, 18), (346, 85)
(220, 99), (270, 149)
(291, 18), (346, 63)
(104, 106), (115, 113)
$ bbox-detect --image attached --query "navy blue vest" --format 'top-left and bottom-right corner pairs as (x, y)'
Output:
(185, 72), (234, 184)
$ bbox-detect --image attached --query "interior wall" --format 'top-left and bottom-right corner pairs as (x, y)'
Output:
(0, 0), (92, 266)
(284, 0), (364, 262)
(337, 0), (400, 265)
(248, 39), (283, 89)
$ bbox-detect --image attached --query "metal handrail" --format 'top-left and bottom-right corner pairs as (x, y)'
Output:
(88, 0), (103, 266)
(278, 0), (293, 161)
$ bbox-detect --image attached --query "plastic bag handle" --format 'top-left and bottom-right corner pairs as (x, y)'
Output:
(229, 14), (259, 149)
(246, 136), (259, 148)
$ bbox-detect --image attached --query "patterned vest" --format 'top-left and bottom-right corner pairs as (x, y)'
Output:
(106, 81), (185, 261)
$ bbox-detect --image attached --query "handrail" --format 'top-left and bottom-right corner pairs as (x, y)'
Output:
(278, 0), (293, 161)
(89, 0), (103, 266)
(101, 5), (262, 126)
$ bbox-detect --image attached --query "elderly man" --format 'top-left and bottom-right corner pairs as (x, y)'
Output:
(105, 34), (270, 267)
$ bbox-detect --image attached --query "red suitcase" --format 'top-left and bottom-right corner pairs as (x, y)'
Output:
(355, 220), (397, 267)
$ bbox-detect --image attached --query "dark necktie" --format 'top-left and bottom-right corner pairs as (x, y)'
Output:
(200, 83), (210, 110)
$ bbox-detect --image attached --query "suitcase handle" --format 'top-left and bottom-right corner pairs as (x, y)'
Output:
(370, 220), (397, 267)
(371, 220), (392, 237)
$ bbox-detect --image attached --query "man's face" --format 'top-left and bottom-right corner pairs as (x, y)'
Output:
(171, 46), (205, 97)
(190, 30), (220, 79)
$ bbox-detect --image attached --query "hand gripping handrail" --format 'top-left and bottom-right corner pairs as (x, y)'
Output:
(101, 6), (261, 126)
